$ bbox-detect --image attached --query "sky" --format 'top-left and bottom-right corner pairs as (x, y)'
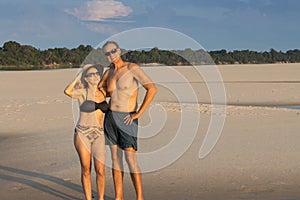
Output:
(0, 0), (299, 51)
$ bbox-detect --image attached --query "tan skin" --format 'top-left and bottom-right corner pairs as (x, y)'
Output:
(64, 67), (106, 200)
(98, 43), (157, 200)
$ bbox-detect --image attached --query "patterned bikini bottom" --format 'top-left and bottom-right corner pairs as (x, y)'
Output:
(75, 125), (104, 143)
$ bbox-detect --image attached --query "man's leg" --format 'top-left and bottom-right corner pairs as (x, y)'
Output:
(110, 145), (124, 200)
(124, 148), (144, 200)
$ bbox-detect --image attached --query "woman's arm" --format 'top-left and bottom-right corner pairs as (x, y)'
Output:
(64, 72), (83, 99)
(98, 69), (110, 97)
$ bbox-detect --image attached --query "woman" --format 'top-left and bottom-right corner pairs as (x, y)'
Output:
(64, 64), (108, 200)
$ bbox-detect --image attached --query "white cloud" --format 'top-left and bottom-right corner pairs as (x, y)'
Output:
(65, 0), (133, 22)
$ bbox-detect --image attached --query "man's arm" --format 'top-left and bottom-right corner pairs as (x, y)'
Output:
(126, 64), (157, 123)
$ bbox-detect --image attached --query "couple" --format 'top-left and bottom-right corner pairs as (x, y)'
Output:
(64, 41), (157, 200)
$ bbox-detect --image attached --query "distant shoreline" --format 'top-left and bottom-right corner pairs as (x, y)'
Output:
(1, 62), (300, 71)
(1, 41), (300, 70)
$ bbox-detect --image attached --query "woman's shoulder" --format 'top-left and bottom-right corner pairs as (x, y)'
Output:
(74, 88), (86, 95)
(71, 88), (86, 100)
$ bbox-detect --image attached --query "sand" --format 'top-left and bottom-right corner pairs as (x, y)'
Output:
(0, 63), (300, 199)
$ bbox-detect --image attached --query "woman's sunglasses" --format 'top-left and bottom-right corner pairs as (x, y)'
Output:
(86, 72), (100, 78)
(104, 48), (118, 56)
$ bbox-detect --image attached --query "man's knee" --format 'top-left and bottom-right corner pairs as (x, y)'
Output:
(109, 146), (124, 170)
(124, 149), (139, 169)
(112, 154), (123, 163)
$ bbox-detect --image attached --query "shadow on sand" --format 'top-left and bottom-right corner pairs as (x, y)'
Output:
(0, 165), (113, 200)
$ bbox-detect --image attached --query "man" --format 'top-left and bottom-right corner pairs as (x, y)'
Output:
(98, 41), (157, 200)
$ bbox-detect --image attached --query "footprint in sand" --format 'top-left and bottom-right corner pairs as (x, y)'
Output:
(11, 185), (27, 191)
(240, 185), (274, 194)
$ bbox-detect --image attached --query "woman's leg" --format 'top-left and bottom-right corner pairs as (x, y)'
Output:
(74, 133), (92, 200)
(92, 134), (106, 200)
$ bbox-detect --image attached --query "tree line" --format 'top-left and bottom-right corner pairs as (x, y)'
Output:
(0, 41), (299, 70)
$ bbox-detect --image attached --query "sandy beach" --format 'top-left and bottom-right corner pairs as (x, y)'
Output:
(1, 63), (300, 199)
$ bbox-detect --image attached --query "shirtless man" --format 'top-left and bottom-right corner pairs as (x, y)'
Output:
(98, 41), (157, 200)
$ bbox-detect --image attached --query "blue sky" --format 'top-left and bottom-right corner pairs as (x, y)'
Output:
(0, 0), (299, 51)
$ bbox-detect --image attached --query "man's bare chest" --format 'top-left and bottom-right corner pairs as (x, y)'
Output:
(107, 69), (137, 92)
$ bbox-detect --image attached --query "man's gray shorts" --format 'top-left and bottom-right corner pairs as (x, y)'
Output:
(104, 110), (138, 151)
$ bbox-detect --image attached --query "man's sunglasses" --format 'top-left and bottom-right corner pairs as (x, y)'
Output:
(104, 48), (118, 56)
(86, 72), (100, 78)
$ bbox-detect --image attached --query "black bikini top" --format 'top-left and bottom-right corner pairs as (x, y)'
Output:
(80, 89), (109, 113)
(80, 100), (109, 113)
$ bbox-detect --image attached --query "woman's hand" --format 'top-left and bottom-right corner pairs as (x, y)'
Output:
(74, 82), (84, 89)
